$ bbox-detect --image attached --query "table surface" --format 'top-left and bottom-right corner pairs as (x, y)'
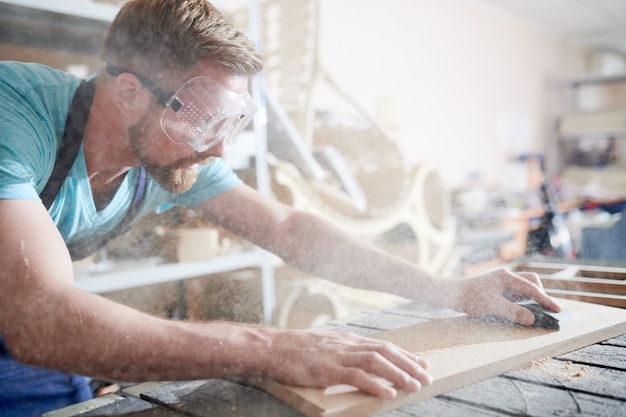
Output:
(46, 301), (626, 417)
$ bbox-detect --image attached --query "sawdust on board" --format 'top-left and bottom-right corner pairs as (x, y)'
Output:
(520, 357), (552, 370)
(520, 358), (593, 380)
(560, 360), (592, 379)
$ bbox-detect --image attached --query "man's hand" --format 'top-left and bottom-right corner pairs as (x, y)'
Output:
(258, 329), (432, 399)
(444, 269), (562, 326)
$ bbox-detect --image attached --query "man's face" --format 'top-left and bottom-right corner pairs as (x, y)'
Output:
(129, 63), (251, 194)
(128, 106), (216, 194)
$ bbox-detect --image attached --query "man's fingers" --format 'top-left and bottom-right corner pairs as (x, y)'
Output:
(533, 290), (562, 313)
(319, 335), (433, 397)
(513, 303), (537, 326)
(511, 272), (563, 313)
(515, 271), (543, 289)
(340, 342), (432, 395)
(500, 271), (562, 315)
(491, 294), (562, 326)
(335, 367), (398, 399)
(338, 357), (428, 398)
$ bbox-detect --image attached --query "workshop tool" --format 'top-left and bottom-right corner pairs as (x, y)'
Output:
(519, 300), (572, 330)
(478, 300), (572, 330)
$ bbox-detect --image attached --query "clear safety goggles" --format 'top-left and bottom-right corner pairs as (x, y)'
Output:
(160, 77), (257, 152)
(106, 63), (257, 152)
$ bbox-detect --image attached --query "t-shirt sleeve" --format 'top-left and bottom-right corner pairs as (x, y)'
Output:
(0, 62), (77, 202)
(0, 91), (53, 201)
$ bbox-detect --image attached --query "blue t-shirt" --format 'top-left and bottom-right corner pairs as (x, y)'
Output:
(0, 61), (242, 247)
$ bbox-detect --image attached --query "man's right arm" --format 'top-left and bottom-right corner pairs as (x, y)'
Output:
(0, 199), (252, 380)
(0, 199), (430, 399)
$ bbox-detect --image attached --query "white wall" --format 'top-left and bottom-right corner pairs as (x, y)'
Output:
(318, 0), (585, 188)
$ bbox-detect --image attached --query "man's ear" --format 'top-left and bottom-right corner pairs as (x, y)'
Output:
(113, 73), (151, 121)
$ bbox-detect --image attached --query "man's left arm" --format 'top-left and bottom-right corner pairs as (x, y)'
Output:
(196, 184), (561, 324)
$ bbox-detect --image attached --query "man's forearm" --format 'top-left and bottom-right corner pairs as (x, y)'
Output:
(4, 285), (274, 382)
(4, 284), (435, 399)
(268, 211), (455, 307)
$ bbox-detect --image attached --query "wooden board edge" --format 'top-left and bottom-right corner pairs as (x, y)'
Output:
(254, 378), (326, 417)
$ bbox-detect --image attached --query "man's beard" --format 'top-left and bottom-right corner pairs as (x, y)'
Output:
(144, 160), (199, 194)
(128, 112), (213, 194)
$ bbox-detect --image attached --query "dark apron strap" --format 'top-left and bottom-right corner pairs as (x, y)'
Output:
(39, 77), (148, 261)
(40, 78), (96, 209)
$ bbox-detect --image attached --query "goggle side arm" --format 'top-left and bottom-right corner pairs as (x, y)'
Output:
(105, 63), (179, 111)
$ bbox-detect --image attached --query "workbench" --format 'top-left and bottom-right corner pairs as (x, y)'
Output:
(46, 299), (626, 417)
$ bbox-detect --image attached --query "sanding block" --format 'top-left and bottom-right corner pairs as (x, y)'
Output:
(518, 301), (570, 330)
(478, 300), (572, 330)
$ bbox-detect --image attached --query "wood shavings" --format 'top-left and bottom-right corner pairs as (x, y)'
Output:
(561, 360), (591, 379)
(520, 357), (552, 370)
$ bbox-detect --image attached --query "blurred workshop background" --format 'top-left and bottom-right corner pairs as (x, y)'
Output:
(2, 0), (625, 325)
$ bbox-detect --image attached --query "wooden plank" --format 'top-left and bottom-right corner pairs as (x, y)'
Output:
(44, 394), (180, 417)
(513, 262), (626, 308)
(379, 395), (506, 417)
(122, 381), (170, 398)
(381, 342), (626, 416)
(379, 304), (461, 320)
(43, 394), (125, 417)
(441, 375), (626, 417)
(545, 288), (626, 308)
(254, 298), (626, 417)
(322, 322), (380, 337)
(138, 379), (305, 417)
(78, 397), (181, 417)
(540, 275), (626, 295)
(571, 266), (626, 280)
(549, 265), (582, 278)
(505, 357), (626, 400)
(604, 333), (626, 347)
(514, 262), (626, 280)
(320, 306), (458, 337)
(402, 342), (626, 417)
(344, 312), (430, 332)
(557, 343), (626, 370)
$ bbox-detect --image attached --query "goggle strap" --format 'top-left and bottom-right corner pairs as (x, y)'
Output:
(105, 63), (175, 110)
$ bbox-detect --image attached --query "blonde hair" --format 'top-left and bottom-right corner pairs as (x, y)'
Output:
(100, 0), (262, 81)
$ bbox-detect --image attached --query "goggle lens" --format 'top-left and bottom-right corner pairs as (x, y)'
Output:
(160, 77), (257, 152)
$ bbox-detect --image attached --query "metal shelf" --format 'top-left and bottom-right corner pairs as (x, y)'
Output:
(563, 73), (626, 88)
(0, 0), (115, 54)
(0, 0), (118, 22)
(74, 250), (271, 294)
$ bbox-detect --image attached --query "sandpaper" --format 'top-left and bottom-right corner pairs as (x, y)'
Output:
(479, 300), (572, 330)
